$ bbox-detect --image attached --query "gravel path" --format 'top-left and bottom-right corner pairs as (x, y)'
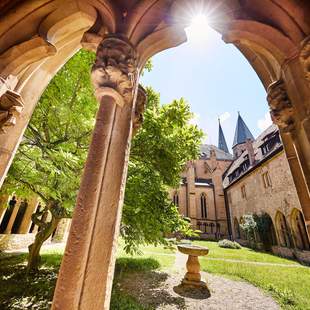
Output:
(118, 252), (280, 310)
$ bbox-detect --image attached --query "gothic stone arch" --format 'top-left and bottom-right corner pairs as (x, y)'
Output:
(290, 208), (310, 250)
(0, 1), (309, 309)
(275, 211), (292, 248)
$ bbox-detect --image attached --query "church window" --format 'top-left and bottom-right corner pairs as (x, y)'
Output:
(262, 171), (272, 188)
(200, 193), (207, 218)
(241, 185), (246, 199)
(173, 192), (179, 207)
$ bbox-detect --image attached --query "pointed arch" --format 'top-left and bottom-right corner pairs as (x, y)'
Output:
(290, 208), (310, 250)
(200, 193), (207, 219)
(275, 211), (292, 247)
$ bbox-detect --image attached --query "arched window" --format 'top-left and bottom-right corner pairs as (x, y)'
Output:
(275, 211), (291, 248)
(173, 192), (179, 207)
(290, 209), (310, 250)
(200, 193), (207, 218)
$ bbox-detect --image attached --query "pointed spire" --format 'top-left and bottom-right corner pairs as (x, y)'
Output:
(232, 113), (254, 147)
(218, 118), (229, 153)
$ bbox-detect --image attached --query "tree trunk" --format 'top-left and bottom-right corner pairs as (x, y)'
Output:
(27, 215), (60, 272)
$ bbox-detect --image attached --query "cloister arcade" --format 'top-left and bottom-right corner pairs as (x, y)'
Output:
(233, 209), (310, 252)
(0, 1), (309, 309)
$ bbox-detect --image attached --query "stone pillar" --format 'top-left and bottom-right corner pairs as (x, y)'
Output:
(186, 161), (197, 225)
(52, 35), (141, 310)
(4, 200), (20, 234)
(0, 195), (9, 220)
(51, 218), (71, 243)
(18, 197), (38, 234)
(267, 77), (310, 237)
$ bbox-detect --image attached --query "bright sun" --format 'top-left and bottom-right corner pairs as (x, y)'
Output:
(186, 13), (210, 41)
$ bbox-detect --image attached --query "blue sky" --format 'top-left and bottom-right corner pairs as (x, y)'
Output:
(140, 20), (272, 152)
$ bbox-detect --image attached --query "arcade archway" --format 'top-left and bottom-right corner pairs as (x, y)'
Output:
(0, 1), (309, 309)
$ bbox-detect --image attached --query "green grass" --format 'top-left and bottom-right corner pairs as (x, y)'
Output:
(200, 259), (310, 310)
(194, 240), (299, 265)
(1, 241), (309, 309)
(192, 240), (309, 309)
(0, 245), (170, 310)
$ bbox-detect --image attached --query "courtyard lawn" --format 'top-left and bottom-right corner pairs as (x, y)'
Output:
(0, 241), (309, 309)
(193, 240), (299, 265)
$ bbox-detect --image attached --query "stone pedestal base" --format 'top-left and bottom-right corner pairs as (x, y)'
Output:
(181, 278), (207, 288)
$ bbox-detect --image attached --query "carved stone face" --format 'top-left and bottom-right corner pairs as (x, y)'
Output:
(91, 36), (138, 104)
(267, 79), (295, 132)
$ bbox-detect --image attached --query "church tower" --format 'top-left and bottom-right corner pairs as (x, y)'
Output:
(232, 112), (254, 158)
(218, 119), (229, 154)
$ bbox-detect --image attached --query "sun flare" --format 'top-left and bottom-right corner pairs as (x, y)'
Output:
(186, 13), (210, 42)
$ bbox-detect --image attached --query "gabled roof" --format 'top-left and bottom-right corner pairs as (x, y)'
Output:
(218, 120), (229, 153)
(223, 124), (282, 188)
(200, 144), (233, 161)
(232, 113), (254, 147)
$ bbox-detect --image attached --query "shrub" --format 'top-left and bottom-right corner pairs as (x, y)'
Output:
(218, 239), (241, 249)
(240, 214), (257, 242)
(266, 284), (295, 306)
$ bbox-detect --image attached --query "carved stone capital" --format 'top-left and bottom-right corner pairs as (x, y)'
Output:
(132, 85), (147, 136)
(0, 75), (24, 134)
(267, 79), (295, 133)
(300, 36), (310, 84)
(91, 35), (138, 106)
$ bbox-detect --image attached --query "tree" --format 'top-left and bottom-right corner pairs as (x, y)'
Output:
(122, 88), (203, 253)
(2, 50), (203, 269)
(2, 50), (98, 271)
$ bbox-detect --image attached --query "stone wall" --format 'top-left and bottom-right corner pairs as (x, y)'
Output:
(271, 246), (310, 264)
(227, 151), (303, 240)
(170, 152), (232, 238)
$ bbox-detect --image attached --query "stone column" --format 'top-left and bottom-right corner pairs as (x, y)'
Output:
(267, 78), (310, 237)
(4, 200), (20, 234)
(0, 195), (9, 221)
(186, 161), (197, 226)
(52, 35), (141, 310)
(51, 218), (71, 243)
(18, 197), (38, 234)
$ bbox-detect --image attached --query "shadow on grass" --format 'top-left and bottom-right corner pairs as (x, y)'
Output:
(0, 253), (181, 310)
(0, 252), (61, 309)
(114, 257), (186, 309)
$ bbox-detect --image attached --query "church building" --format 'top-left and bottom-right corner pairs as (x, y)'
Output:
(171, 113), (310, 262)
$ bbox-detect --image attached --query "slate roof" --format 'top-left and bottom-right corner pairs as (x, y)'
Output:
(232, 113), (255, 147)
(223, 124), (282, 188)
(218, 121), (229, 153)
(200, 144), (233, 161)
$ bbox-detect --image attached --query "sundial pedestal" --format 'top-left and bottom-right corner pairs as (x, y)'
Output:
(177, 245), (209, 289)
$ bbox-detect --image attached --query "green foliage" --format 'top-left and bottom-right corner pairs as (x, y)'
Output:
(218, 239), (241, 249)
(3, 50), (203, 255)
(115, 257), (160, 273)
(3, 49), (97, 213)
(266, 284), (295, 307)
(240, 214), (257, 243)
(122, 87), (203, 253)
(253, 213), (274, 249)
